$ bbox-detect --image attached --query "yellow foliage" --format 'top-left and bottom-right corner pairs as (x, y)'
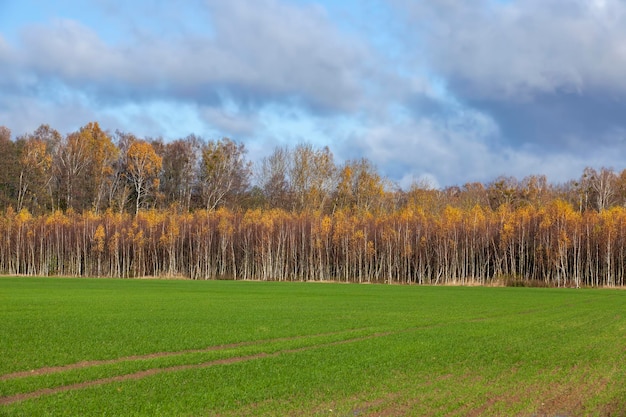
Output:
(16, 208), (32, 224)
(45, 210), (69, 226)
(93, 225), (106, 253)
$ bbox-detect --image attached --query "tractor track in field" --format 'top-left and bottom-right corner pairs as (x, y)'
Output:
(0, 329), (398, 406)
(2, 303), (567, 386)
(0, 316), (471, 384)
(1, 312), (538, 407)
(0, 328), (368, 382)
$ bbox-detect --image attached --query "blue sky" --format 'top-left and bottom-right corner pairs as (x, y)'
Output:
(2, 0), (626, 188)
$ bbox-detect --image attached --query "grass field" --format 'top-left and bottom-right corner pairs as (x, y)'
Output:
(1, 278), (625, 416)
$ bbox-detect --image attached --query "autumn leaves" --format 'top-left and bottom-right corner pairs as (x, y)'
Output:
(2, 122), (626, 286)
(0, 200), (625, 286)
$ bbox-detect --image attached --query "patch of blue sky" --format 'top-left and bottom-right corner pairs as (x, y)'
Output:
(103, 100), (208, 140)
(314, 0), (461, 124)
(321, 0), (408, 62)
(31, 78), (88, 106)
(257, 104), (377, 170)
(1, 0), (214, 46)
(0, 1), (50, 43)
(257, 103), (335, 147)
(108, 0), (214, 41)
(0, 0), (117, 44)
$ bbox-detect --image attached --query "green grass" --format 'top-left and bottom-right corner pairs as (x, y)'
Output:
(1, 278), (626, 416)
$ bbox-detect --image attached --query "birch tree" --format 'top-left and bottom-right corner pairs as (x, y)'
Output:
(125, 140), (163, 214)
(158, 135), (201, 211)
(289, 144), (336, 212)
(198, 138), (251, 211)
(258, 146), (291, 210)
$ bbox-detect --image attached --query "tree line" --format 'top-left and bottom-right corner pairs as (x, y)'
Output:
(0, 123), (388, 215)
(2, 122), (626, 286)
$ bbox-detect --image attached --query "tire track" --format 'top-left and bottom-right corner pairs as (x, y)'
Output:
(0, 328), (368, 382)
(1, 311), (519, 384)
(1, 314), (499, 383)
(1, 314), (528, 407)
(0, 330), (397, 406)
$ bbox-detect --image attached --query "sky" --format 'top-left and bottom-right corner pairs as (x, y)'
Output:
(1, 0), (626, 189)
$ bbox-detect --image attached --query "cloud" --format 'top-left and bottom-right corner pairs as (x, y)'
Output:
(399, 0), (626, 99)
(203, 0), (370, 111)
(0, 34), (8, 58)
(393, 0), (626, 150)
(200, 105), (259, 137)
(0, 92), (110, 137)
(20, 19), (126, 81)
(335, 107), (502, 187)
(5, 0), (372, 115)
(5, 0), (624, 189)
(331, 95), (626, 188)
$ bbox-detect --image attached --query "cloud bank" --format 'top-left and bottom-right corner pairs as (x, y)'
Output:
(2, 0), (626, 187)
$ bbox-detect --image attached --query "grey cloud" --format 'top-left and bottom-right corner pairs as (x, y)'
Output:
(20, 19), (120, 80)
(400, 0), (626, 100)
(7, 0), (371, 114)
(0, 34), (8, 59)
(200, 105), (259, 137)
(471, 92), (626, 151)
(394, 0), (626, 151)
(204, 0), (368, 111)
(0, 92), (108, 137)
(342, 111), (626, 188)
(334, 107), (502, 187)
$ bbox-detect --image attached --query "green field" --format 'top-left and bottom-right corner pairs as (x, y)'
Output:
(1, 278), (625, 416)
